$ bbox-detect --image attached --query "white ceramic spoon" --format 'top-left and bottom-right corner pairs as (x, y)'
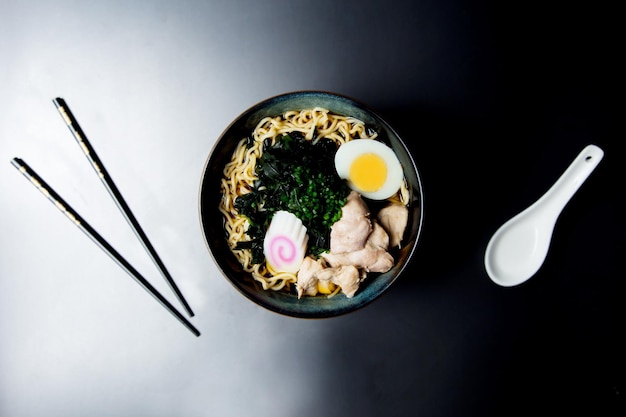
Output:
(485, 144), (604, 287)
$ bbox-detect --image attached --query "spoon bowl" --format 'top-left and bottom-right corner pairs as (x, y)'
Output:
(485, 206), (555, 286)
(485, 144), (604, 287)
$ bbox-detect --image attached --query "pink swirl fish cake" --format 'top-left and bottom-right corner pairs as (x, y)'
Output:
(264, 211), (308, 273)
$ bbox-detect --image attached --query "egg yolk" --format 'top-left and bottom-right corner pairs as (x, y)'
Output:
(349, 153), (387, 192)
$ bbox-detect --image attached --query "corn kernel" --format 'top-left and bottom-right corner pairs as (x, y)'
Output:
(317, 279), (336, 294)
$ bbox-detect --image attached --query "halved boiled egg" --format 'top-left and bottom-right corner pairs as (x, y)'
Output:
(334, 139), (404, 200)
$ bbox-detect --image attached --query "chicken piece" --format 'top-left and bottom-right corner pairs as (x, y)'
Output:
(296, 256), (324, 298)
(297, 259), (361, 298)
(316, 265), (361, 298)
(330, 191), (372, 254)
(367, 220), (390, 250)
(322, 223), (394, 273)
(377, 203), (409, 248)
(322, 247), (394, 273)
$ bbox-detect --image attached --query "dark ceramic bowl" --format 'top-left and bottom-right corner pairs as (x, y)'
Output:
(199, 91), (424, 318)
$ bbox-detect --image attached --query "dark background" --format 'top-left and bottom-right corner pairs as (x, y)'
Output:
(322, 1), (623, 415)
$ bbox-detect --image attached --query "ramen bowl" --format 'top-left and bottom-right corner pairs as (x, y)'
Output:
(199, 91), (424, 318)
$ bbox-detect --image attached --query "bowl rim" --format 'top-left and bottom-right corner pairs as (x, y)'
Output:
(198, 90), (424, 318)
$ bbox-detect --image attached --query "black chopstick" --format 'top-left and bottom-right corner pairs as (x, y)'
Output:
(52, 98), (194, 318)
(11, 158), (200, 337)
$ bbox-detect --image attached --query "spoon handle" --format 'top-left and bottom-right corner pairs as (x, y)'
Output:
(536, 144), (604, 218)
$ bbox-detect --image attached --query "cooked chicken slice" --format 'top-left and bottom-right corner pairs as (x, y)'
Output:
(296, 256), (325, 298)
(316, 265), (361, 298)
(367, 221), (390, 250)
(377, 203), (409, 248)
(322, 223), (394, 273)
(297, 259), (362, 298)
(330, 191), (372, 253)
(322, 247), (394, 273)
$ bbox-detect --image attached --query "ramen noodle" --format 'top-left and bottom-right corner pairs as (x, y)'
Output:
(219, 108), (408, 293)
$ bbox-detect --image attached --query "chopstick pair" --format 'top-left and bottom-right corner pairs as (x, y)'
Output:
(11, 98), (199, 337)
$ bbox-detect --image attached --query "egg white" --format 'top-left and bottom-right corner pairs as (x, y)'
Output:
(334, 139), (403, 200)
